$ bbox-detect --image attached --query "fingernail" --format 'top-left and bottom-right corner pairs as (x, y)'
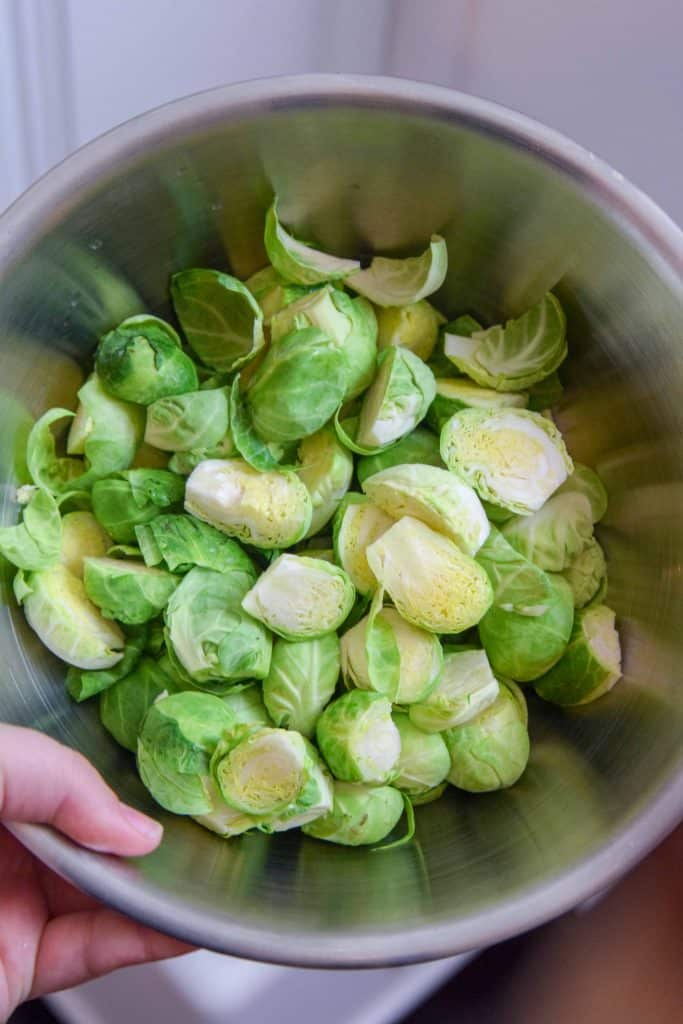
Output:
(119, 803), (164, 842)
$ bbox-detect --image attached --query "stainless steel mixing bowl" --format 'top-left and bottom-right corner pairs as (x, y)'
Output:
(1, 75), (682, 967)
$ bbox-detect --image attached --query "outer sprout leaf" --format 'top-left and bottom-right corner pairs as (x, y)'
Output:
(264, 200), (360, 286)
(0, 488), (61, 571)
(347, 236), (448, 307)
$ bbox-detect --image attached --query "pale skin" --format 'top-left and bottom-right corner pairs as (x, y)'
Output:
(0, 724), (193, 1022)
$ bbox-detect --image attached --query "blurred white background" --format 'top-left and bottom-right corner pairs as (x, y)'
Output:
(1, 0), (682, 224)
(2, 2), (681, 1021)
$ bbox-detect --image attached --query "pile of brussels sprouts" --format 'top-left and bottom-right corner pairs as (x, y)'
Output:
(0, 200), (622, 847)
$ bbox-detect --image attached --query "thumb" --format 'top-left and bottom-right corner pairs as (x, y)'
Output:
(0, 724), (163, 855)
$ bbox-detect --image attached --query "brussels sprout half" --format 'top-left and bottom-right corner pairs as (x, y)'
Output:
(409, 647), (500, 733)
(316, 690), (400, 785)
(534, 604), (622, 706)
(96, 315), (198, 404)
(376, 300), (445, 361)
(444, 682), (530, 792)
(263, 633), (340, 738)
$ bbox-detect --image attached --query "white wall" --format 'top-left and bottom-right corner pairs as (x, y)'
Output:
(2, 0), (682, 224)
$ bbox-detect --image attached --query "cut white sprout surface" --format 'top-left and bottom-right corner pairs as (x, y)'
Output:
(10, 208), (622, 847)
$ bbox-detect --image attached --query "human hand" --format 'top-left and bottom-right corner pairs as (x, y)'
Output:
(0, 724), (193, 1021)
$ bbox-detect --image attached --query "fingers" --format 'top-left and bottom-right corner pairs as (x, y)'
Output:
(29, 907), (195, 999)
(0, 724), (163, 856)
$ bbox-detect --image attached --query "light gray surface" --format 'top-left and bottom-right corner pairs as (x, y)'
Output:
(1, 75), (682, 966)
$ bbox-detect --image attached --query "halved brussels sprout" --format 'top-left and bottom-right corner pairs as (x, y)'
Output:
(0, 487), (61, 571)
(332, 494), (395, 597)
(193, 778), (261, 837)
(444, 682), (530, 792)
(244, 264), (314, 321)
(212, 726), (332, 830)
(555, 463), (609, 523)
(229, 375), (289, 472)
(440, 408), (573, 515)
(392, 713), (451, 797)
(263, 633), (340, 737)
(67, 624), (148, 703)
(95, 315), (198, 404)
(16, 564), (125, 669)
(145, 388), (229, 452)
(316, 690), (400, 784)
(241, 554), (355, 640)
(443, 294), (567, 391)
(135, 513), (257, 576)
(347, 236), (448, 307)
(302, 781), (404, 846)
(59, 510), (110, 578)
(562, 537), (607, 608)
(137, 691), (236, 814)
(185, 458), (312, 549)
(165, 566), (271, 688)
(170, 269), (265, 373)
(376, 300), (445, 361)
(366, 516), (493, 633)
(408, 647), (500, 733)
(99, 654), (179, 750)
(341, 605), (442, 704)
(264, 200), (360, 286)
(534, 604), (622, 705)
(83, 557), (179, 625)
(475, 526), (551, 615)
(427, 378), (528, 433)
(356, 427), (443, 486)
(297, 425), (354, 539)
(362, 463), (489, 556)
(330, 291), (378, 400)
(246, 327), (348, 444)
(356, 347), (436, 450)
(91, 468), (185, 543)
(270, 285), (350, 347)
(501, 492), (594, 572)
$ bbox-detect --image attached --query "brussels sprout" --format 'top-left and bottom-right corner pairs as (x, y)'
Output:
(100, 653), (179, 750)
(444, 682), (530, 792)
(362, 463), (489, 556)
(316, 690), (400, 784)
(0, 487), (61, 571)
(332, 495), (395, 597)
(185, 458), (312, 549)
(341, 605), (442, 704)
(297, 425), (353, 539)
(264, 200), (360, 286)
(137, 691), (236, 814)
(167, 432), (238, 476)
(555, 463), (609, 523)
(144, 388), (229, 452)
(229, 376), (289, 472)
(562, 537), (607, 608)
(135, 513), (257, 576)
(475, 526), (552, 615)
(392, 714), (451, 797)
(527, 371), (564, 411)
(366, 516), (493, 633)
(221, 684), (273, 728)
(534, 604), (622, 705)
(347, 236), (448, 307)
(212, 726), (333, 829)
(170, 269), (265, 373)
(501, 493), (594, 572)
(331, 292), (378, 400)
(246, 327), (348, 444)
(59, 511), (110, 577)
(443, 294), (567, 391)
(302, 781), (404, 846)
(67, 624), (148, 703)
(356, 428), (443, 486)
(440, 408), (573, 515)
(165, 566), (271, 689)
(376, 300), (445, 361)
(479, 571), (574, 682)
(193, 778), (261, 838)
(83, 557), (179, 625)
(16, 564), (125, 669)
(263, 633), (340, 737)
(95, 315), (199, 404)
(91, 469), (185, 543)
(356, 347), (436, 450)
(427, 378), (528, 433)
(409, 647), (500, 732)
(244, 264), (315, 321)
(241, 554), (355, 640)
(270, 285), (350, 347)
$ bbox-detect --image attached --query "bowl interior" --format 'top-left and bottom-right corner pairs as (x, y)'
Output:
(1, 77), (682, 965)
